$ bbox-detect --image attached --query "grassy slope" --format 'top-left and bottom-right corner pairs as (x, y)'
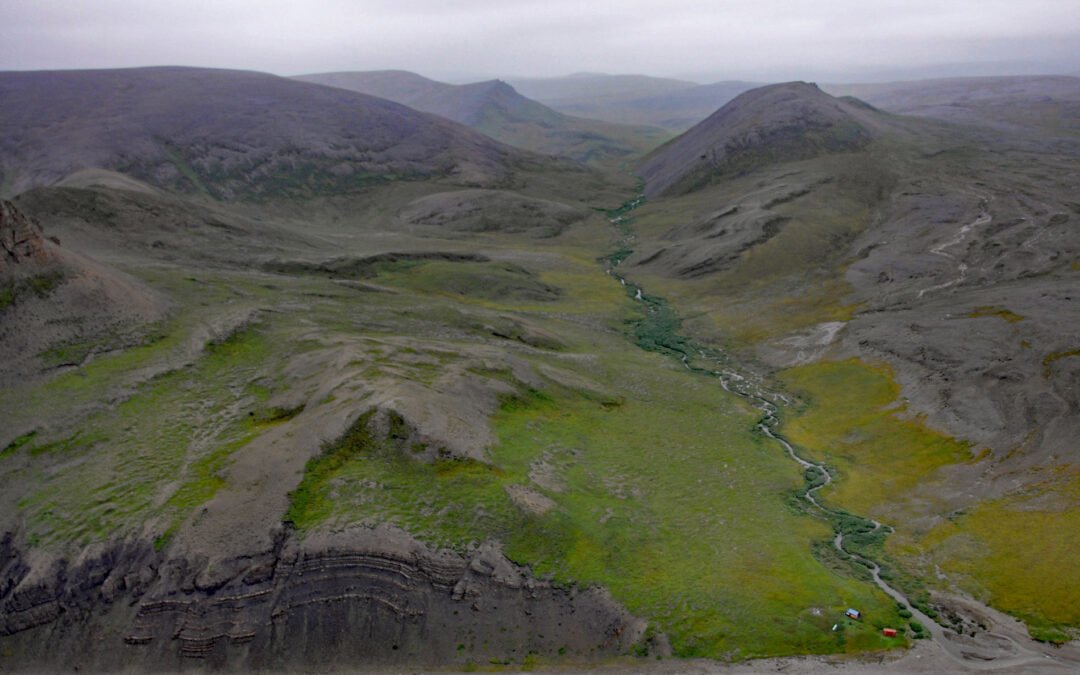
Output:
(0, 181), (914, 662)
(775, 358), (1080, 642)
(624, 154), (884, 349)
(913, 473), (1080, 643)
(491, 365), (904, 659)
(777, 360), (973, 519)
(4, 276), (304, 547)
(282, 254), (906, 659)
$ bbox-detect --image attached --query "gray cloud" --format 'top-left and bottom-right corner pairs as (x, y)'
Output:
(2, 0), (1078, 82)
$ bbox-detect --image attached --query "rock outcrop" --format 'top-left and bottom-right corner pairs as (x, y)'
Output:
(0, 527), (646, 670)
(0, 199), (169, 381)
(0, 200), (53, 272)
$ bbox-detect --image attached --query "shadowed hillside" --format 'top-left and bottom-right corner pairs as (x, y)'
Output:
(0, 67), (552, 199)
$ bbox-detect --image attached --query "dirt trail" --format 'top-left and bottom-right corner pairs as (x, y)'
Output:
(604, 191), (1080, 673)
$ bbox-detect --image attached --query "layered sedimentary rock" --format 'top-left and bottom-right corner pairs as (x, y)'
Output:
(0, 527), (645, 670)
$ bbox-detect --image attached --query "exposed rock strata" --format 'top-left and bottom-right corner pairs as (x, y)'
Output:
(0, 527), (646, 670)
(0, 200), (53, 271)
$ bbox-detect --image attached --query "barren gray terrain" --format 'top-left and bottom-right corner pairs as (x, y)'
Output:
(632, 81), (1080, 486)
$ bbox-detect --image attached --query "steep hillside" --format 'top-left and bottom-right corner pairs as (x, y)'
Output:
(0, 67), (541, 200)
(637, 82), (903, 197)
(296, 71), (669, 165)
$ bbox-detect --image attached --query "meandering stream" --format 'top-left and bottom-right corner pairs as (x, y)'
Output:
(603, 190), (1078, 671)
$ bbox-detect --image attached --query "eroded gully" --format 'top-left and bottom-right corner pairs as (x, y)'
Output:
(603, 190), (1077, 671)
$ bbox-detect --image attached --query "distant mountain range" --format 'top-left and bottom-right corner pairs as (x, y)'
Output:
(509, 74), (760, 130)
(295, 70), (670, 165)
(508, 73), (698, 106)
(509, 72), (1080, 135)
(824, 75), (1080, 136)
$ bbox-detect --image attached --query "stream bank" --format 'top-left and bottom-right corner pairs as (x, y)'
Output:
(600, 187), (1080, 671)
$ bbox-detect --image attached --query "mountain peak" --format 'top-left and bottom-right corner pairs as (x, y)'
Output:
(638, 81), (884, 197)
(469, 79), (517, 97)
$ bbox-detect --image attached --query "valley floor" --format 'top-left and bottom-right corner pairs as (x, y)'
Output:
(3, 75), (1080, 669)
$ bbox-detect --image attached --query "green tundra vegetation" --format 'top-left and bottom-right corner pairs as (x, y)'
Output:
(278, 260), (908, 658)
(913, 474), (1080, 644)
(777, 358), (1080, 643)
(6, 71), (1079, 668)
(0, 191), (914, 659)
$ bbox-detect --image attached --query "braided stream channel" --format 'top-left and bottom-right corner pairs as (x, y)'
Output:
(602, 188), (945, 645)
(598, 186), (1080, 671)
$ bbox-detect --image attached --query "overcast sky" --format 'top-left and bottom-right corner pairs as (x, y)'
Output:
(2, 0), (1079, 83)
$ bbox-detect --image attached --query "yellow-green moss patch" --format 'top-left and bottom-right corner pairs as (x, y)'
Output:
(968, 305), (1025, 323)
(777, 359), (972, 517)
(916, 472), (1080, 641)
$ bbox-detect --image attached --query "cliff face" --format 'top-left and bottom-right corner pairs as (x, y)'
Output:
(0, 200), (53, 272)
(0, 527), (646, 670)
